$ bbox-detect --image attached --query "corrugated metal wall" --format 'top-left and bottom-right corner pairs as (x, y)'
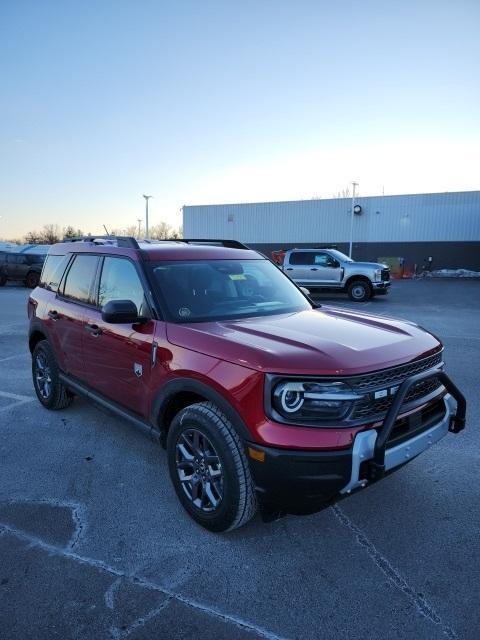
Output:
(183, 191), (480, 243)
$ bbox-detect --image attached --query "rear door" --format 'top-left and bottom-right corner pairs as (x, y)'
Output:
(82, 255), (157, 416)
(284, 251), (316, 284)
(49, 254), (100, 379)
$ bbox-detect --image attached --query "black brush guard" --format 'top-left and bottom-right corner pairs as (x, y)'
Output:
(368, 369), (466, 481)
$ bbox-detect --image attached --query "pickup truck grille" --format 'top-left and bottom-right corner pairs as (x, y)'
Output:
(381, 269), (390, 281)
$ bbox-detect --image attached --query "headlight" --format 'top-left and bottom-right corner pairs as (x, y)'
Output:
(272, 380), (361, 422)
(374, 269), (382, 281)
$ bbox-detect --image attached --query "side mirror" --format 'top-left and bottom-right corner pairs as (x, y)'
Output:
(101, 299), (146, 324)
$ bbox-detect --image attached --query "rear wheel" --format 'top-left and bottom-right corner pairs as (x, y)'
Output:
(167, 402), (257, 532)
(32, 341), (73, 410)
(26, 271), (40, 288)
(347, 280), (371, 302)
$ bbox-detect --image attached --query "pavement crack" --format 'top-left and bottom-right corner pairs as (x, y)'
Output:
(332, 505), (458, 640)
(0, 521), (288, 640)
(110, 596), (173, 639)
(105, 577), (122, 611)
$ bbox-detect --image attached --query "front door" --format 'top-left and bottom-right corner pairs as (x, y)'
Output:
(82, 255), (156, 416)
(310, 252), (343, 285)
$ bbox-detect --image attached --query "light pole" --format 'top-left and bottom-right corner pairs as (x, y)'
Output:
(137, 219), (142, 238)
(143, 195), (153, 238)
(348, 181), (358, 258)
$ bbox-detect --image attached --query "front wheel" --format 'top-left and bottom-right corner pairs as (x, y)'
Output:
(347, 280), (372, 302)
(167, 402), (257, 532)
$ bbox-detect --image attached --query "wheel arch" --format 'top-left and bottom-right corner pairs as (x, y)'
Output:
(151, 378), (252, 447)
(29, 329), (47, 353)
(345, 273), (372, 289)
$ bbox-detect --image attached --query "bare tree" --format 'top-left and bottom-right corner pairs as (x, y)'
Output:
(63, 225), (83, 239)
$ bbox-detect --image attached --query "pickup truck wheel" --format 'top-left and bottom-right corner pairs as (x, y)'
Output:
(167, 402), (257, 532)
(347, 280), (371, 302)
(32, 341), (73, 410)
(26, 271), (40, 288)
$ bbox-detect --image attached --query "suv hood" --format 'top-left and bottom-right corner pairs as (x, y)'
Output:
(166, 308), (440, 375)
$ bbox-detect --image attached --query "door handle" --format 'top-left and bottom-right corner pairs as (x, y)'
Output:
(286, 268), (293, 271)
(48, 310), (60, 321)
(85, 323), (102, 337)
(310, 268), (319, 271)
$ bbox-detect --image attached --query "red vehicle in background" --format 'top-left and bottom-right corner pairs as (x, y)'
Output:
(28, 237), (466, 531)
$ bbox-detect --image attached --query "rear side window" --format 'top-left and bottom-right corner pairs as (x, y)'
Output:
(40, 255), (70, 292)
(62, 255), (99, 304)
(289, 252), (314, 265)
(98, 257), (150, 317)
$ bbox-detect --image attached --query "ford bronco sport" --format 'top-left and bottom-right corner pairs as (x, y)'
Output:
(28, 236), (466, 531)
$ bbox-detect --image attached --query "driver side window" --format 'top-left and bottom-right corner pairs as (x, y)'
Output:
(98, 257), (150, 317)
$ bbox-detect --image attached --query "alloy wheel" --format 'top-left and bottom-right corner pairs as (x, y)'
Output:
(175, 428), (223, 512)
(35, 353), (52, 399)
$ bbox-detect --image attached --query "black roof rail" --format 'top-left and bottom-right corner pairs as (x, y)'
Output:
(164, 238), (250, 249)
(63, 236), (140, 249)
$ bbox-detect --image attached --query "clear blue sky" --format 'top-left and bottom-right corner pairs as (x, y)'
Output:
(1, 0), (479, 238)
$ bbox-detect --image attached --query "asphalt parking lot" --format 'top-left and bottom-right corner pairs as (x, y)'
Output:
(0, 280), (479, 640)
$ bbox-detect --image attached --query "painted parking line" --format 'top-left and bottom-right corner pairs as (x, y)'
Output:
(0, 390), (34, 413)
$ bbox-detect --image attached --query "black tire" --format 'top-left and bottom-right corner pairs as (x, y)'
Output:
(0, 274), (6, 286)
(32, 340), (74, 410)
(167, 401), (257, 532)
(347, 280), (372, 302)
(26, 271), (40, 288)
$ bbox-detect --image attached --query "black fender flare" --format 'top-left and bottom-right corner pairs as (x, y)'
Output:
(150, 377), (253, 442)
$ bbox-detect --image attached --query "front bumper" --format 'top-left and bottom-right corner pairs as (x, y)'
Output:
(248, 370), (466, 516)
(372, 281), (391, 291)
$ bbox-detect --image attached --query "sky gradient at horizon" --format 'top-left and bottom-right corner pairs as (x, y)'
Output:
(1, 0), (479, 239)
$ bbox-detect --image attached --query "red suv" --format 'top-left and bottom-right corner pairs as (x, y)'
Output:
(28, 237), (466, 531)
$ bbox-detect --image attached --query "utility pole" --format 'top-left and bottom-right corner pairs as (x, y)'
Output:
(137, 219), (142, 238)
(143, 195), (153, 238)
(349, 181), (358, 258)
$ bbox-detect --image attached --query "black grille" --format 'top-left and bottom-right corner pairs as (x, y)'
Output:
(349, 351), (443, 392)
(352, 376), (443, 419)
(381, 269), (390, 281)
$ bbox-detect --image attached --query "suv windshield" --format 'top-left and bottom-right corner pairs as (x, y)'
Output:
(152, 259), (311, 322)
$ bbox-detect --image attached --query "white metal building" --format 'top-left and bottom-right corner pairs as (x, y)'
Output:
(183, 190), (480, 270)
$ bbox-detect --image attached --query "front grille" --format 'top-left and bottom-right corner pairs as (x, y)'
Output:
(349, 351), (443, 392)
(386, 399), (447, 448)
(352, 376), (443, 419)
(381, 269), (390, 281)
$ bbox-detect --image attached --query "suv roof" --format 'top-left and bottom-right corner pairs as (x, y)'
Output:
(50, 237), (261, 261)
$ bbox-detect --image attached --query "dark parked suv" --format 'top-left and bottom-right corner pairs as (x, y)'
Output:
(28, 237), (466, 531)
(0, 251), (45, 288)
